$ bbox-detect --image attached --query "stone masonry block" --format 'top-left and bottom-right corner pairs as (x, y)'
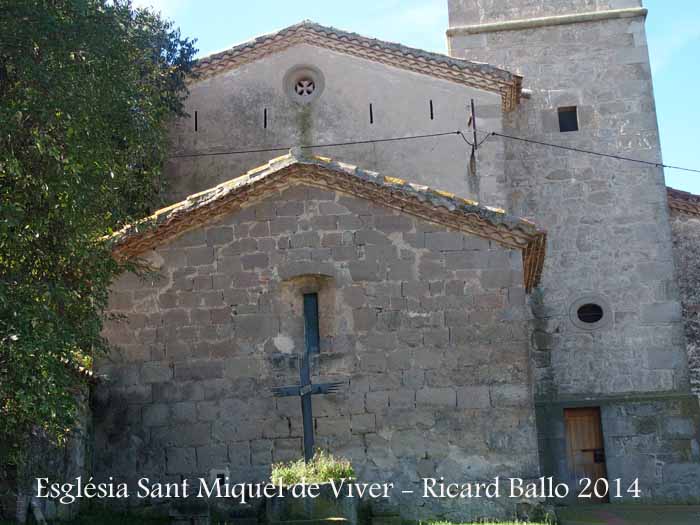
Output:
(275, 201), (304, 216)
(425, 232), (463, 251)
(359, 352), (387, 372)
(152, 423), (211, 447)
(174, 360), (224, 381)
(141, 362), (173, 383)
(166, 447), (196, 474)
(171, 401), (196, 423)
(228, 441), (251, 467)
(373, 215), (413, 232)
(445, 252), (489, 270)
(355, 230), (388, 245)
(457, 386), (490, 409)
(153, 381), (204, 403)
(388, 389), (415, 408)
(416, 387), (456, 407)
(351, 413), (376, 434)
(664, 417), (696, 438)
(251, 439), (273, 466)
(186, 247), (214, 266)
(273, 438), (301, 462)
(490, 385), (529, 408)
(224, 357), (261, 378)
(366, 391), (389, 411)
(640, 302), (682, 324)
(319, 202), (350, 215)
(196, 444), (228, 471)
(234, 315), (278, 339)
(241, 253), (269, 269)
(402, 281), (429, 298)
(262, 417), (291, 439)
(316, 417), (351, 436)
(143, 404), (170, 427)
(349, 261), (382, 282)
(206, 226), (233, 245)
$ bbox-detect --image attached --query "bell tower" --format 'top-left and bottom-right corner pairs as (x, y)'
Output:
(444, 0), (700, 505)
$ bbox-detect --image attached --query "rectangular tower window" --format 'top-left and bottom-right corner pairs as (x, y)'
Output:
(558, 106), (578, 132)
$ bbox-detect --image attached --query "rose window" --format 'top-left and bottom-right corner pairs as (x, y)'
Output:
(295, 78), (316, 97)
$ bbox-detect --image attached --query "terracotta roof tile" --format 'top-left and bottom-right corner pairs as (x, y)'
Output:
(668, 187), (700, 218)
(110, 152), (546, 292)
(192, 20), (523, 111)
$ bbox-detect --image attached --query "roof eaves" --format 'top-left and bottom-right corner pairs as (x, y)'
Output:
(192, 20), (522, 111)
(668, 187), (700, 218)
(110, 153), (546, 291)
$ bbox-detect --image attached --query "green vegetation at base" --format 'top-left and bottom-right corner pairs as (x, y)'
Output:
(428, 522), (549, 525)
(271, 449), (355, 485)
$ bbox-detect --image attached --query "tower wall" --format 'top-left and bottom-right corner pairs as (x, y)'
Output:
(447, 0), (700, 503)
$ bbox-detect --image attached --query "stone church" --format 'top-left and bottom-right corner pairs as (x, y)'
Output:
(96, 0), (700, 520)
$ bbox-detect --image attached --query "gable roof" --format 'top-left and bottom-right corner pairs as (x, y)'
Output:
(668, 187), (700, 218)
(193, 20), (523, 111)
(110, 152), (546, 292)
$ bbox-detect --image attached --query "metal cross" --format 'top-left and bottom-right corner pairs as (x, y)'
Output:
(271, 293), (343, 462)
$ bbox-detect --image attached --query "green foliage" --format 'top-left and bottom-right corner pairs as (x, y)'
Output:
(271, 450), (355, 485)
(0, 0), (196, 469)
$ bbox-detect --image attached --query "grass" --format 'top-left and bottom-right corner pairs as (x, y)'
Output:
(428, 522), (549, 525)
(271, 449), (355, 485)
(426, 521), (548, 525)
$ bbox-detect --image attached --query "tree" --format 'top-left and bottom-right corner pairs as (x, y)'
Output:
(0, 0), (196, 474)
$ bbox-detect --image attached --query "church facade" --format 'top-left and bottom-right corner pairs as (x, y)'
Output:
(96, 0), (700, 520)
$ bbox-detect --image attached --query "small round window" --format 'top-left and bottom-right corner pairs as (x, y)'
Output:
(569, 295), (611, 331)
(284, 65), (324, 104)
(577, 303), (604, 324)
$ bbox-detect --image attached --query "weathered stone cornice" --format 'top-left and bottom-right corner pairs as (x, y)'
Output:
(446, 7), (648, 36)
(110, 153), (546, 292)
(536, 390), (696, 407)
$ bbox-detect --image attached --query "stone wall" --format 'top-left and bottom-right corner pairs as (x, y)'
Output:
(96, 185), (539, 521)
(670, 211), (700, 398)
(166, 44), (506, 208)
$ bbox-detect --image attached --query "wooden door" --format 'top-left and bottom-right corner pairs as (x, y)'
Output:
(564, 407), (609, 502)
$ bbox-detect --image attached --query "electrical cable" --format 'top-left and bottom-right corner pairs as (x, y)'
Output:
(168, 129), (700, 174)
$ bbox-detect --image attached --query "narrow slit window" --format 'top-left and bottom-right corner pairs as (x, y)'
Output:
(429, 100), (434, 120)
(369, 103), (374, 124)
(264, 108), (268, 129)
(558, 106), (578, 132)
(303, 293), (320, 355)
(194, 110), (198, 132)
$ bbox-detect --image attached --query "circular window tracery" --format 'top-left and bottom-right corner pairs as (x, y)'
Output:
(284, 65), (324, 104)
(294, 77), (316, 97)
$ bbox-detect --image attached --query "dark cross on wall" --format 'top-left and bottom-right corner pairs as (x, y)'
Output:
(271, 293), (344, 462)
